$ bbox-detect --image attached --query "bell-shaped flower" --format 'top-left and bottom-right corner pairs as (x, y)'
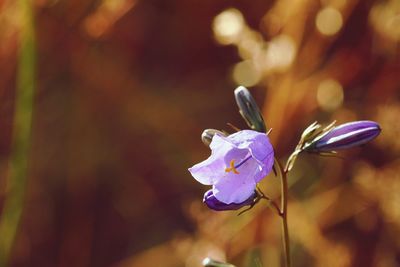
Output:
(306, 120), (381, 152)
(189, 130), (274, 205)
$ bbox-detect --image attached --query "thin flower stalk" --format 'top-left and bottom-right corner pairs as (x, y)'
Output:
(275, 158), (291, 267)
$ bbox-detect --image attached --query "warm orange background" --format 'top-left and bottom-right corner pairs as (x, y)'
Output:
(0, 0), (399, 267)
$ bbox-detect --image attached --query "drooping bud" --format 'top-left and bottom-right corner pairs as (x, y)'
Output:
(203, 189), (257, 211)
(201, 129), (226, 146)
(234, 86), (266, 133)
(306, 120), (381, 152)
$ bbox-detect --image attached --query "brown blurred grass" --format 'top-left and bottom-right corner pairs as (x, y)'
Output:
(0, 0), (399, 266)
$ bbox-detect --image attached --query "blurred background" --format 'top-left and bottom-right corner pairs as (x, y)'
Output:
(0, 0), (399, 266)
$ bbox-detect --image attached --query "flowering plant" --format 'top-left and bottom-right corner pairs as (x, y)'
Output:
(189, 130), (274, 209)
(188, 86), (381, 267)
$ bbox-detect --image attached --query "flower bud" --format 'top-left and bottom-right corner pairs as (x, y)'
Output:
(202, 258), (236, 267)
(201, 129), (226, 146)
(234, 86), (266, 133)
(306, 120), (381, 152)
(203, 189), (256, 211)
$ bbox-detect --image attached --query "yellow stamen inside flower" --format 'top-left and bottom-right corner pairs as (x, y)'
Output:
(225, 159), (239, 174)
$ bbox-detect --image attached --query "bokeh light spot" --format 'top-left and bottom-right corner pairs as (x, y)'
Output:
(386, 15), (400, 40)
(370, 2), (400, 42)
(213, 8), (245, 45)
(264, 34), (296, 72)
(316, 7), (343, 36)
(238, 38), (262, 60)
(317, 79), (344, 111)
(232, 60), (261, 87)
(320, 0), (347, 9)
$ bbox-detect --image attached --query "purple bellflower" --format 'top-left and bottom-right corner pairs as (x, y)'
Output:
(189, 130), (274, 208)
(307, 120), (381, 152)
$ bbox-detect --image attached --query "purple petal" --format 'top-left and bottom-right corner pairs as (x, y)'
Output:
(314, 121), (381, 151)
(253, 156), (274, 182)
(227, 130), (274, 182)
(212, 156), (259, 204)
(188, 135), (246, 185)
(228, 130), (273, 161)
(203, 189), (256, 211)
(189, 129), (275, 204)
(319, 121), (379, 141)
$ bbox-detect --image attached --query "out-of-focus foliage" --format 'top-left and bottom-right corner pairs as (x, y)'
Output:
(0, 0), (399, 267)
(0, 0), (35, 266)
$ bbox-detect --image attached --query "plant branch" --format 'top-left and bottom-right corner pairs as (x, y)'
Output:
(274, 158), (291, 267)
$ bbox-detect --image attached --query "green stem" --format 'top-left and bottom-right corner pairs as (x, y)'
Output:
(0, 0), (36, 265)
(275, 159), (291, 267)
(280, 170), (290, 267)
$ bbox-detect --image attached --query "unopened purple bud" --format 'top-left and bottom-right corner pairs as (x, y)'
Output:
(309, 120), (381, 152)
(203, 189), (256, 211)
(234, 86), (266, 133)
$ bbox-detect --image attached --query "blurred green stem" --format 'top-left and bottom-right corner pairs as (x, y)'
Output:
(0, 0), (36, 266)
